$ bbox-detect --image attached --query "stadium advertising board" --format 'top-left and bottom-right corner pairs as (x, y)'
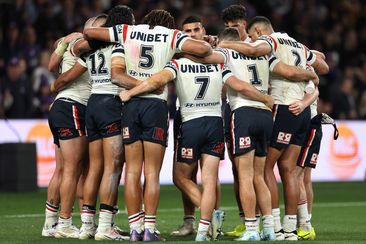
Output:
(0, 119), (365, 186)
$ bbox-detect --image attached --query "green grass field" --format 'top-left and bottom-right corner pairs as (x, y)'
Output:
(0, 182), (365, 243)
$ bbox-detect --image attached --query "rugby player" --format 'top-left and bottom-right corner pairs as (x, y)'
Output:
(82, 9), (213, 241)
(219, 16), (329, 240)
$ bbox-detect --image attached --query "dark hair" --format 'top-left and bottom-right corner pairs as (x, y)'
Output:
(143, 9), (175, 29)
(247, 16), (272, 31)
(182, 15), (202, 26)
(222, 5), (247, 23)
(218, 28), (240, 42)
(104, 5), (134, 27)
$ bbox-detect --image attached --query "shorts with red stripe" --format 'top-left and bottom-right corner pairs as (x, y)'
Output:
(297, 117), (323, 168)
(230, 106), (273, 157)
(223, 102), (232, 154)
(270, 104), (310, 150)
(48, 98), (86, 147)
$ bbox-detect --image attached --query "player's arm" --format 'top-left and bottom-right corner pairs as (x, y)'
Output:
(180, 38), (213, 57)
(289, 87), (319, 116)
(183, 49), (227, 64)
(311, 53), (329, 75)
(71, 39), (92, 56)
(83, 27), (111, 42)
(51, 62), (87, 93)
(120, 69), (174, 102)
(271, 57), (319, 85)
(218, 40), (271, 57)
(110, 57), (140, 89)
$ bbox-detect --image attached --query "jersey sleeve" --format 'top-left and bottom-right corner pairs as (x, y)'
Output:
(268, 54), (280, 72)
(77, 55), (87, 68)
(215, 48), (230, 64)
(108, 24), (128, 43)
(305, 47), (316, 65)
(171, 30), (189, 52)
(222, 64), (234, 83)
(258, 34), (277, 53)
(111, 43), (125, 58)
(164, 59), (179, 79)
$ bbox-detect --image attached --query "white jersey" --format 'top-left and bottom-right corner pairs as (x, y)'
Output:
(258, 32), (316, 105)
(310, 100), (318, 119)
(108, 24), (189, 100)
(78, 44), (124, 95)
(218, 48), (277, 111)
(164, 58), (224, 122)
(56, 39), (91, 105)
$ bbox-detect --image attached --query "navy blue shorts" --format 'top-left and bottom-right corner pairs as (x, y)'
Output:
(223, 102), (232, 153)
(176, 116), (225, 163)
(297, 116), (323, 168)
(270, 104), (310, 150)
(173, 107), (182, 142)
(48, 98), (86, 147)
(230, 106), (273, 157)
(121, 97), (169, 146)
(85, 94), (122, 142)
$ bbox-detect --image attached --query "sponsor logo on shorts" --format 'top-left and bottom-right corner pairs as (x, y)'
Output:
(122, 127), (130, 139)
(181, 147), (193, 159)
(59, 128), (73, 137)
(277, 132), (292, 144)
(213, 142), (225, 154)
(106, 123), (120, 134)
(239, 137), (251, 149)
(153, 127), (165, 141)
(310, 153), (318, 165)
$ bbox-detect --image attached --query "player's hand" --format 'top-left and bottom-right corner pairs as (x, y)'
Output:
(64, 32), (83, 44)
(119, 90), (131, 102)
(311, 50), (326, 60)
(289, 101), (305, 116)
(203, 35), (218, 48)
(265, 95), (274, 110)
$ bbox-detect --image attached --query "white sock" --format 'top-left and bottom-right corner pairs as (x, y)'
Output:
(58, 216), (72, 228)
(198, 219), (210, 235)
(184, 215), (196, 225)
(262, 215), (274, 229)
(81, 212), (95, 227)
(297, 201), (312, 231)
(272, 208), (282, 232)
(128, 212), (143, 233)
(308, 213), (312, 221)
(245, 218), (258, 232)
(144, 215), (156, 230)
(45, 202), (58, 228)
(255, 214), (261, 232)
(283, 215), (297, 233)
(98, 209), (113, 231)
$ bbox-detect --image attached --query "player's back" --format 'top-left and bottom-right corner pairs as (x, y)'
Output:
(79, 44), (123, 95)
(223, 48), (270, 111)
(261, 32), (315, 105)
(56, 39), (91, 105)
(120, 24), (188, 100)
(166, 58), (223, 122)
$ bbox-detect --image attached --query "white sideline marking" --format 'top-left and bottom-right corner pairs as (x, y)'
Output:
(2, 201), (366, 219)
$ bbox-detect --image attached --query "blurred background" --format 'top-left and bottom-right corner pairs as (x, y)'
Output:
(0, 0), (365, 120)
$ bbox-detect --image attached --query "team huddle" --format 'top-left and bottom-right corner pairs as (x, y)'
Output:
(42, 4), (338, 242)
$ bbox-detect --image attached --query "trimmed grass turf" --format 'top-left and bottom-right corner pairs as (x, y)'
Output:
(0, 182), (365, 243)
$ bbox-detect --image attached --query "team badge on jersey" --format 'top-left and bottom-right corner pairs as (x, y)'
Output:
(122, 127), (130, 139)
(277, 132), (292, 144)
(239, 137), (251, 149)
(181, 147), (193, 159)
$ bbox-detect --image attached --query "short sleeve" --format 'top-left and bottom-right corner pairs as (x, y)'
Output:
(77, 55), (87, 67)
(258, 35), (276, 52)
(306, 48), (316, 65)
(111, 43), (125, 58)
(109, 24), (128, 43)
(215, 48), (230, 64)
(268, 54), (280, 72)
(164, 60), (179, 79)
(222, 64), (234, 83)
(171, 30), (189, 52)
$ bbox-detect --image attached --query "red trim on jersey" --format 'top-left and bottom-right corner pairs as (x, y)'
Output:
(122, 24), (128, 43)
(220, 63), (224, 70)
(230, 113), (235, 155)
(268, 35), (277, 52)
(171, 30), (179, 49)
(171, 59), (179, 70)
(70, 46), (75, 57)
(299, 128), (316, 167)
(303, 44), (308, 60)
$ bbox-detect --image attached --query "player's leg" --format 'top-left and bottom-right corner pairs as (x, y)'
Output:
(142, 141), (166, 241)
(76, 151), (89, 211)
(95, 134), (124, 240)
(79, 139), (103, 240)
(42, 146), (63, 237)
(195, 154), (220, 241)
(277, 144), (301, 240)
(56, 136), (87, 238)
(304, 168), (313, 218)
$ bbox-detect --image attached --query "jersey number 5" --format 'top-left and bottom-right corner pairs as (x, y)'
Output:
(139, 45), (154, 69)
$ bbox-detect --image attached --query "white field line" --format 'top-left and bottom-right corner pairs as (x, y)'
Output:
(2, 201), (366, 219)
